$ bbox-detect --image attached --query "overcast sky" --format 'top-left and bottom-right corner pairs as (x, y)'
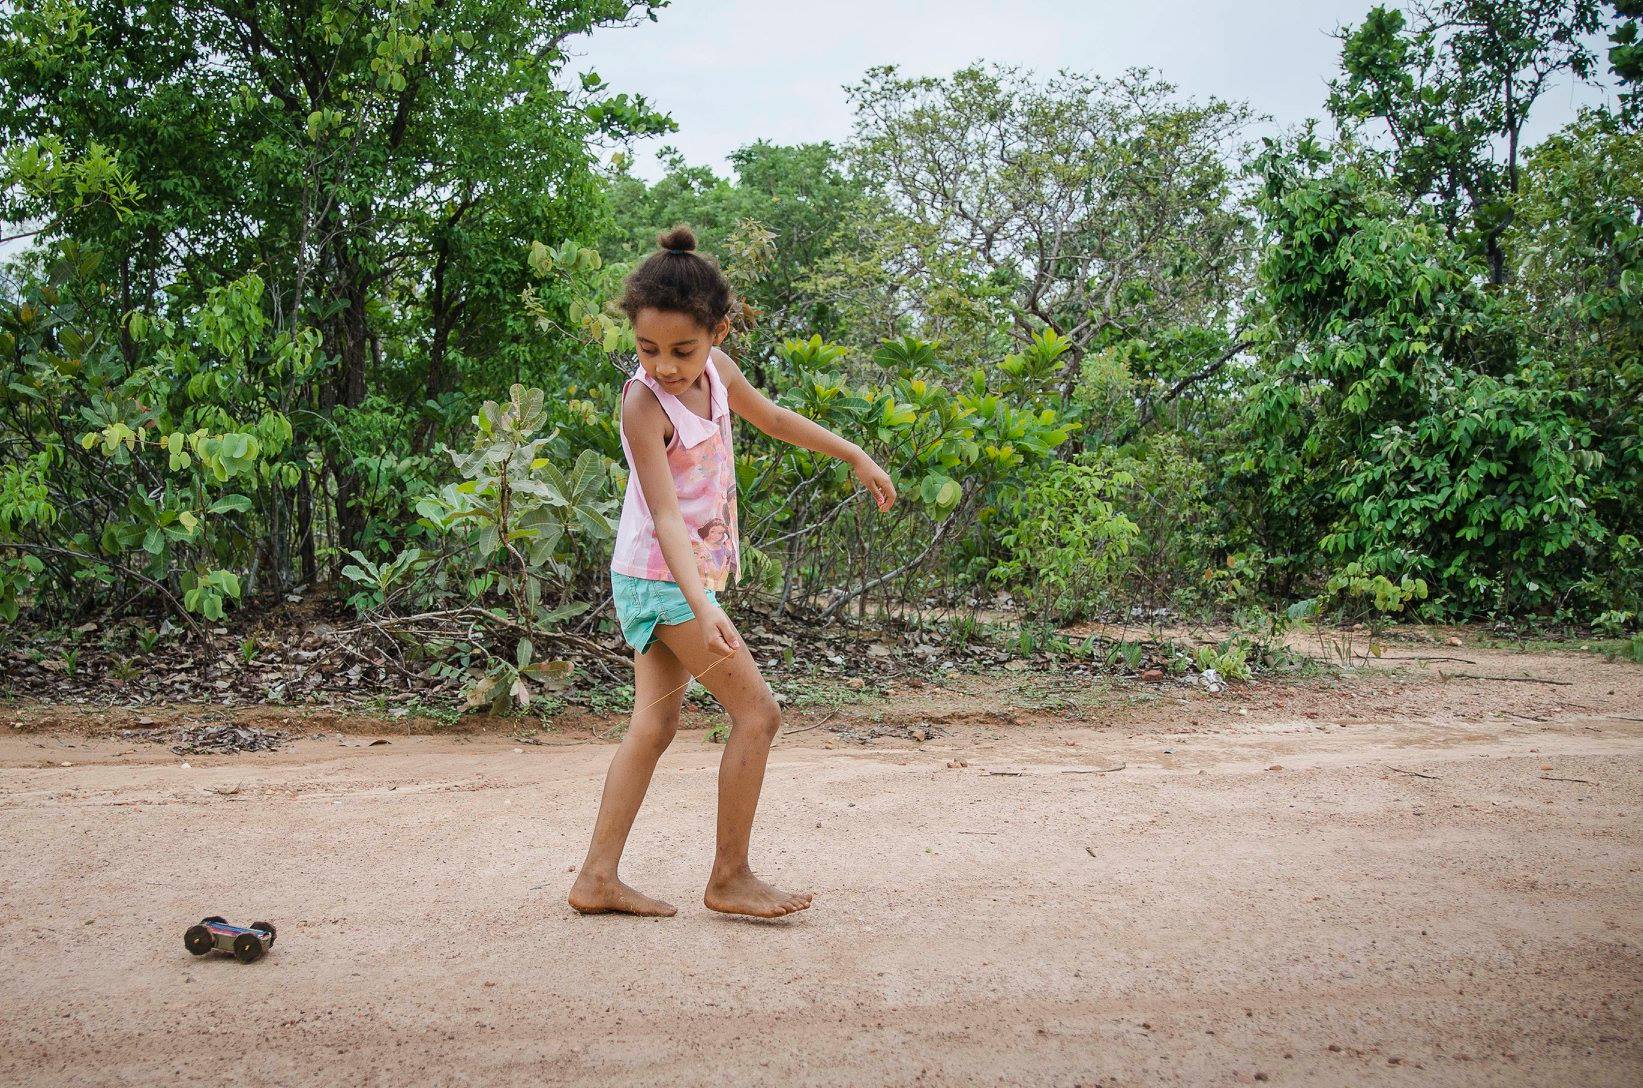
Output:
(571, 0), (1621, 180)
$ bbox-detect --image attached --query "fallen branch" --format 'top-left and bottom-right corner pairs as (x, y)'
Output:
(984, 770), (1024, 777)
(1441, 672), (1573, 686)
(1392, 655), (1478, 664)
(1538, 774), (1596, 785)
(780, 710), (842, 738)
(1061, 763), (1127, 774)
(364, 606), (630, 668)
(1389, 767), (1441, 780)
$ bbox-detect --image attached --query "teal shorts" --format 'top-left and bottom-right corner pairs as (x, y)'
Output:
(610, 570), (718, 654)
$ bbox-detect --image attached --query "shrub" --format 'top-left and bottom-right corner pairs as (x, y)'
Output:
(991, 459), (1140, 623)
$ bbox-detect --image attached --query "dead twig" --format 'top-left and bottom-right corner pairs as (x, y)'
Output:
(1440, 672), (1573, 686)
(781, 710), (842, 737)
(984, 770), (1024, 777)
(1538, 775), (1596, 785)
(1061, 763), (1127, 774)
(1392, 655), (1478, 664)
(1389, 767), (1441, 780)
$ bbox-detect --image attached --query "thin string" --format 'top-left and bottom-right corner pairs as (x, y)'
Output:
(631, 648), (738, 718)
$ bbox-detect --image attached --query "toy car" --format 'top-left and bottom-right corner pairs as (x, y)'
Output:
(183, 917), (277, 963)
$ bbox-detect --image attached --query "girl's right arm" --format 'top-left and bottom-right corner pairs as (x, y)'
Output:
(621, 383), (743, 657)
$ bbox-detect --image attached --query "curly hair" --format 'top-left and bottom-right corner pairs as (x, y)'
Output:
(619, 225), (736, 332)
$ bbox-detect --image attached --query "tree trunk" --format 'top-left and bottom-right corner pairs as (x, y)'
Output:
(294, 465), (314, 586)
(325, 238), (371, 551)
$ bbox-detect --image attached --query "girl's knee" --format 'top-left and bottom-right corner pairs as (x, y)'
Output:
(629, 712), (679, 756)
(736, 697), (782, 741)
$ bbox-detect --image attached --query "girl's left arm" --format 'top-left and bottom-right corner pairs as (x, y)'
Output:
(715, 348), (896, 512)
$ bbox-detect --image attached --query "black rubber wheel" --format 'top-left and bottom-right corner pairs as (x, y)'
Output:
(250, 921), (276, 946)
(201, 915), (227, 925)
(232, 933), (262, 964)
(183, 924), (215, 956)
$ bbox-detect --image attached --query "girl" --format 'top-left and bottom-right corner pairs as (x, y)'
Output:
(569, 226), (896, 919)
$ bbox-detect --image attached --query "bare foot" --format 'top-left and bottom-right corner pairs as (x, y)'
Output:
(704, 867), (814, 918)
(568, 872), (677, 917)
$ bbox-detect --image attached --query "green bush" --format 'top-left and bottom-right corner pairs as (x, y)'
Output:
(1077, 433), (1218, 613)
(991, 459), (1139, 622)
(1234, 136), (1604, 618)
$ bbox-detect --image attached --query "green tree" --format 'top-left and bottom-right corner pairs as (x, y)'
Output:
(1612, 1), (1643, 118)
(1233, 134), (1603, 616)
(0, 0), (671, 622)
(1512, 110), (1643, 610)
(1329, 0), (1607, 284)
(843, 63), (1253, 424)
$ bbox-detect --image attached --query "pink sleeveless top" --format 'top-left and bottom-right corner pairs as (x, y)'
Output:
(609, 357), (741, 590)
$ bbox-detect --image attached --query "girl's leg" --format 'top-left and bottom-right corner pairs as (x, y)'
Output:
(653, 619), (813, 918)
(568, 638), (691, 916)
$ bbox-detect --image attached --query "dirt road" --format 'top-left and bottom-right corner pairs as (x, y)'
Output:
(2, 640), (1640, 1086)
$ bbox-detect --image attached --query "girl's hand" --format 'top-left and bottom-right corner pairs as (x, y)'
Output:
(852, 453), (897, 512)
(700, 604), (743, 659)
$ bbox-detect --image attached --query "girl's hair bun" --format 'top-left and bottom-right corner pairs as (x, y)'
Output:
(621, 222), (734, 331)
(656, 225), (697, 254)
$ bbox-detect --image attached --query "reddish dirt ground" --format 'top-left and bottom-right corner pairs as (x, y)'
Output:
(2, 636), (1640, 1087)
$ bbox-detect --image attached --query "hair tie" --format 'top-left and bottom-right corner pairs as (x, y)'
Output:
(664, 247), (688, 254)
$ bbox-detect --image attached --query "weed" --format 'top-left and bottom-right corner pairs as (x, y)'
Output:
(1592, 610), (1635, 638)
(787, 678), (875, 709)
(1105, 641), (1144, 671)
(400, 699), (463, 729)
(1195, 640), (1253, 681)
(584, 682), (635, 714)
(532, 694), (568, 719)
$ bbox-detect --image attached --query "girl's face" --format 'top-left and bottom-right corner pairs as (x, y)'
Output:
(634, 307), (729, 395)
(703, 524), (727, 544)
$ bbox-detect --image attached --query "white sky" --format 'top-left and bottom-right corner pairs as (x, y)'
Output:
(571, 0), (1622, 180)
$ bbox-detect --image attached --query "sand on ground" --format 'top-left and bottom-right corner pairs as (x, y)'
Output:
(1, 639), (1640, 1087)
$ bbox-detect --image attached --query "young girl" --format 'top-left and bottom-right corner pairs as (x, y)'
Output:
(569, 226), (896, 919)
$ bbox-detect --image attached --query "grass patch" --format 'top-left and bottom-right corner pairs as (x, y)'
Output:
(1476, 634), (1643, 662)
(782, 677), (882, 709)
(995, 672), (1115, 713)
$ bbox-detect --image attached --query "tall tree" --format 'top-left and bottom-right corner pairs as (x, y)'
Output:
(1329, 0), (1607, 284)
(1612, 1), (1643, 119)
(0, 0), (671, 599)
(842, 63), (1253, 425)
(1511, 110), (1643, 609)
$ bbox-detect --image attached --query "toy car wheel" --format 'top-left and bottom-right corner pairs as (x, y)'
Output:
(250, 921), (276, 946)
(232, 933), (263, 964)
(201, 915), (227, 925)
(184, 924), (215, 956)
